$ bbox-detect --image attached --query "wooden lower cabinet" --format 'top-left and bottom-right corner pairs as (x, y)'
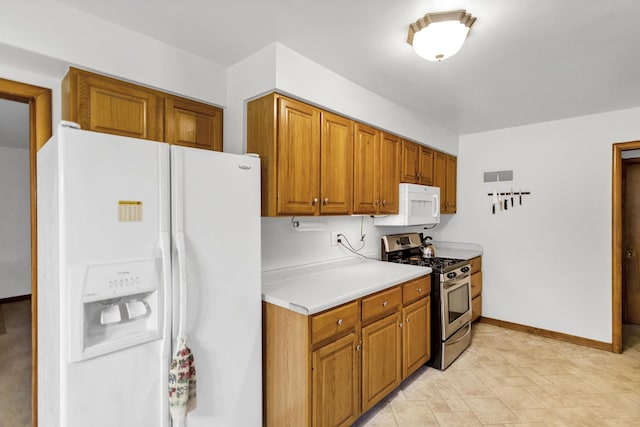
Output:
(361, 312), (402, 412)
(263, 275), (432, 426)
(312, 332), (360, 427)
(403, 296), (431, 378)
(470, 256), (483, 322)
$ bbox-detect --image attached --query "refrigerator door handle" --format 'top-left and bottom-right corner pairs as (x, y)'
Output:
(175, 231), (188, 341)
(159, 231), (172, 358)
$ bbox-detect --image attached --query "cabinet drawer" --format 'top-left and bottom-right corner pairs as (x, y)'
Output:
(471, 295), (482, 322)
(470, 271), (482, 299)
(469, 256), (482, 275)
(402, 276), (430, 305)
(362, 286), (402, 324)
(311, 301), (359, 345)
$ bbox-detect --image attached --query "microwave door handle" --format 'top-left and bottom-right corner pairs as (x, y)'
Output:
(433, 194), (439, 217)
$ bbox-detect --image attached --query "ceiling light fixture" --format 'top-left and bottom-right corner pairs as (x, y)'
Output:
(407, 10), (476, 62)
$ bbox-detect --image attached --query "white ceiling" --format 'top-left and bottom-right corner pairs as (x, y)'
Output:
(56, 0), (640, 134)
(0, 98), (29, 149)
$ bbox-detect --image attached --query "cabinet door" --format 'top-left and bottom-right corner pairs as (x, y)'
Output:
(353, 123), (379, 214)
(164, 97), (223, 151)
(433, 151), (446, 213)
(70, 69), (163, 141)
(312, 332), (360, 427)
(379, 133), (400, 214)
(320, 112), (354, 215)
(403, 297), (430, 378)
(401, 140), (419, 183)
(418, 146), (434, 186)
(277, 97), (321, 215)
(361, 312), (402, 412)
(445, 155), (457, 213)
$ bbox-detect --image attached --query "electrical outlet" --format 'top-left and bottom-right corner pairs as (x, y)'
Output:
(331, 232), (341, 246)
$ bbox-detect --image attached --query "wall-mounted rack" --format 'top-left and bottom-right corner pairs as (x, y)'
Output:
(486, 191), (531, 196)
(487, 191), (531, 213)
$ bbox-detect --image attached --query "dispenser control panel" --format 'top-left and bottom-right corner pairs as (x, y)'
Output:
(83, 259), (157, 302)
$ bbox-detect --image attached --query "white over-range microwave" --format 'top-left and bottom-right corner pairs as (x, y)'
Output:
(373, 183), (440, 226)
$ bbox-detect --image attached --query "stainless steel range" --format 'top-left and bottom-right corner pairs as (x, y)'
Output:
(381, 233), (472, 370)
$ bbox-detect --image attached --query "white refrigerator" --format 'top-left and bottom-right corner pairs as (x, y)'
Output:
(37, 122), (262, 426)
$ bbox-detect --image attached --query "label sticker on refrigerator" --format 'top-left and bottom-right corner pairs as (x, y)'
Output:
(118, 201), (143, 222)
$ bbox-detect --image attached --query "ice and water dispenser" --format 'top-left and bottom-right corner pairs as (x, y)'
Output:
(69, 258), (163, 362)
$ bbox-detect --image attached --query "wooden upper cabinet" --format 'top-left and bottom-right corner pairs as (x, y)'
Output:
(401, 140), (434, 186)
(164, 97), (222, 151)
(353, 123), (379, 214)
(277, 97), (321, 216)
(248, 93), (355, 217)
(433, 150), (446, 213)
(62, 67), (223, 150)
(63, 67), (163, 141)
(401, 140), (419, 183)
(444, 154), (457, 213)
(320, 112), (354, 215)
(432, 150), (457, 213)
(418, 146), (434, 186)
(379, 132), (400, 214)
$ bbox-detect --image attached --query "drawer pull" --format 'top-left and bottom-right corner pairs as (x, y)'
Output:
(337, 318), (343, 326)
(417, 288), (422, 293)
(382, 301), (388, 307)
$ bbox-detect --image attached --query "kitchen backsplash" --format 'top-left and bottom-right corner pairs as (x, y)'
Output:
(261, 215), (442, 271)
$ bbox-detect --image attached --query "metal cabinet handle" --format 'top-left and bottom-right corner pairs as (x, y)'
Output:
(382, 199), (387, 206)
(417, 288), (422, 293)
(399, 322), (403, 328)
(356, 344), (362, 351)
(337, 318), (343, 326)
(382, 301), (388, 307)
(406, 318), (410, 323)
(312, 197), (318, 205)
(323, 197), (329, 205)
(626, 250), (633, 258)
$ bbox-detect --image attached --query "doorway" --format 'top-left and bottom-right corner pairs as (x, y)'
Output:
(612, 141), (640, 354)
(0, 78), (52, 427)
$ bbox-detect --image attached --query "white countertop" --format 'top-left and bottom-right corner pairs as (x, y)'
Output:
(262, 257), (431, 315)
(432, 241), (483, 260)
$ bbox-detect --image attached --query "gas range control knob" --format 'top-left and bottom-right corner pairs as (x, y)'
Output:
(461, 266), (470, 273)
(447, 272), (457, 279)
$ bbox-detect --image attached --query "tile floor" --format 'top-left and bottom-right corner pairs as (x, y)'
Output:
(356, 322), (640, 427)
(0, 300), (32, 427)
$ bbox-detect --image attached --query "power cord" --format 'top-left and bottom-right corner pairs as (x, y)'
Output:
(337, 233), (378, 260)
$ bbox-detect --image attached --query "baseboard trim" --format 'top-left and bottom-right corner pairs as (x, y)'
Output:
(479, 317), (613, 352)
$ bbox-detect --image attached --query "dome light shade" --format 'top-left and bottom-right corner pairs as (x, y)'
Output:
(407, 10), (476, 61)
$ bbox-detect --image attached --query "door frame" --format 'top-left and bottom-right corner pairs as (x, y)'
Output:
(612, 140), (640, 354)
(0, 78), (52, 427)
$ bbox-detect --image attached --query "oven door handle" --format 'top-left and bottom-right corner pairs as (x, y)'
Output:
(448, 323), (472, 345)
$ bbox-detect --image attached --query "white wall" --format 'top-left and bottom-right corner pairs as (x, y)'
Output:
(0, 146), (31, 298)
(438, 107), (640, 343)
(0, 1), (227, 112)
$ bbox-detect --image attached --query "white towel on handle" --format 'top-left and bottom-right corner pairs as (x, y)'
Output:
(169, 339), (197, 421)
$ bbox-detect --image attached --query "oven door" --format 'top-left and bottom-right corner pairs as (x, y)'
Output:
(441, 274), (472, 340)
